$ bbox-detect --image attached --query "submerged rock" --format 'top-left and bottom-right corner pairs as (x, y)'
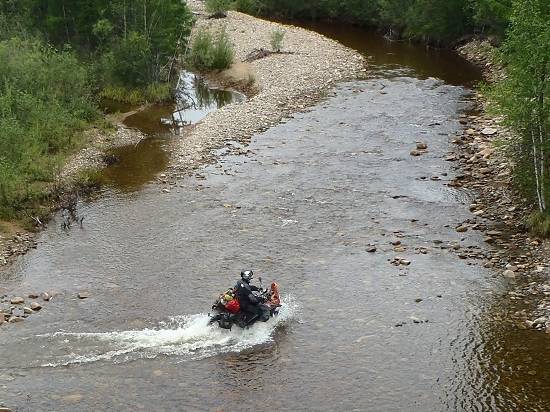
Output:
(503, 270), (516, 279)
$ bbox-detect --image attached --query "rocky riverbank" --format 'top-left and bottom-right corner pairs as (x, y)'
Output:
(455, 40), (550, 333)
(166, 1), (366, 178)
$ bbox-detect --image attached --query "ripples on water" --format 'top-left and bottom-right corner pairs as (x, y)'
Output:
(38, 296), (299, 368)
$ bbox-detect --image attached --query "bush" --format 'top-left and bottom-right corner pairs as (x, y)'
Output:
(526, 212), (550, 238)
(189, 26), (234, 71)
(270, 28), (285, 52)
(111, 32), (153, 88)
(232, 0), (259, 14)
(206, 0), (232, 15)
(0, 37), (98, 218)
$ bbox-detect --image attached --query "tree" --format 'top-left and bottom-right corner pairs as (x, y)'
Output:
(491, 0), (550, 214)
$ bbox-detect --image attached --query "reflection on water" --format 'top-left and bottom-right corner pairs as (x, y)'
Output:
(170, 72), (242, 128)
(100, 71), (244, 192)
(477, 289), (550, 410)
(299, 20), (550, 410)
(284, 20), (482, 87)
(99, 138), (169, 192)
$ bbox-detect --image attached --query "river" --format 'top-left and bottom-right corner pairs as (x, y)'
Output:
(0, 23), (549, 411)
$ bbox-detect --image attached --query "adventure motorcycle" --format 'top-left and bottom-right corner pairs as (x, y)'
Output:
(209, 280), (281, 330)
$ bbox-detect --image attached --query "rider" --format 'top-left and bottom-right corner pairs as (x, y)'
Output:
(234, 270), (269, 322)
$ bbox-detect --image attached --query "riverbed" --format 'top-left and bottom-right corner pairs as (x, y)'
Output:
(1, 21), (549, 412)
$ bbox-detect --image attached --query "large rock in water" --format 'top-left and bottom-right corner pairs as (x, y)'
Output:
(30, 302), (42, 311)
(503, 270), (516, 279)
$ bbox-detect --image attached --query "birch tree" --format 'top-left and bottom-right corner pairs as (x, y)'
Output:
(491, 0), (549, 213)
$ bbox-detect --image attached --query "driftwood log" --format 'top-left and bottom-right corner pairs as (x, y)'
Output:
(244, 48), (294, 63)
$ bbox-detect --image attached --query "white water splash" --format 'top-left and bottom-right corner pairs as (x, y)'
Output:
(41, 296), (298, 367)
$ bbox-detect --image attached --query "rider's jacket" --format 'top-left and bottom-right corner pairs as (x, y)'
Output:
(234, 280), (261, 306)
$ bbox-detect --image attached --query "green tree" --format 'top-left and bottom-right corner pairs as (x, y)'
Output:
(469, 0), (513, 37)
(490, 0), (549, 216)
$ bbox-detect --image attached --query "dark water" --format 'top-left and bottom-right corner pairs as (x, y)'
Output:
(284, 20), (483, 87)
(100, 71), (244, 192)
(1, 23), (549, 412)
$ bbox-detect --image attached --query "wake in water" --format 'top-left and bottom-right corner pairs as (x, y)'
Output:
(40, 296), (298, 367)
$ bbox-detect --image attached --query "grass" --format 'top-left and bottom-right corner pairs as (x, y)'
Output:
(206, 0), (231, 15)
(99, 83), (172, 105)
(526, 211), (550, 238)
(188, 25), (234, 71)
(73, 168), (104, 191)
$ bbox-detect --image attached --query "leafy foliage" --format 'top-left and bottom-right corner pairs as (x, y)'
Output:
(189, 26), (235, 71)
(233, 0), (516, 45)
(488, 0), (550, 215)
(0, 38), (98, 217)
(0, 1), (193, 218)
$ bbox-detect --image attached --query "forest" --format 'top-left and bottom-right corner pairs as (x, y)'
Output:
(232, 0), (513, 44)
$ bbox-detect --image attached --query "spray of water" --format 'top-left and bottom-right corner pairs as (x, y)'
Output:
(41, 296), (298, 367)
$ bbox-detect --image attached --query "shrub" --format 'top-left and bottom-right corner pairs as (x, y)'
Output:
(526, 212), (550, 238)
(270, 28), (285, 52)
(0, 37), (98, 218)
(189, 26), (234, 71)
(212, 27), (234, 69)
(232, 0), (259, 14)
(111, 32), (153, 88)
(206, 0), (232, 15)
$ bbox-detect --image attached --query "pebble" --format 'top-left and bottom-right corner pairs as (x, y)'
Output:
(503, 270), (516, 279)
(30, 302), (42, 311)
(481, 127), (497, 135)
(456, 225), (468, 233)
(77, 292), (90, 299)
(41, 292), (51, 301)
(10, 297), (24, 304)
(366, 246), (377, 253)
(416, 142), (428, 150)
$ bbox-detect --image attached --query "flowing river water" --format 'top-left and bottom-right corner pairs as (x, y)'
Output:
(1, 24), (549, 411)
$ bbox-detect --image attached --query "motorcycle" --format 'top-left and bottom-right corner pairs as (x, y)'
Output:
(209, 278), (281, 330)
